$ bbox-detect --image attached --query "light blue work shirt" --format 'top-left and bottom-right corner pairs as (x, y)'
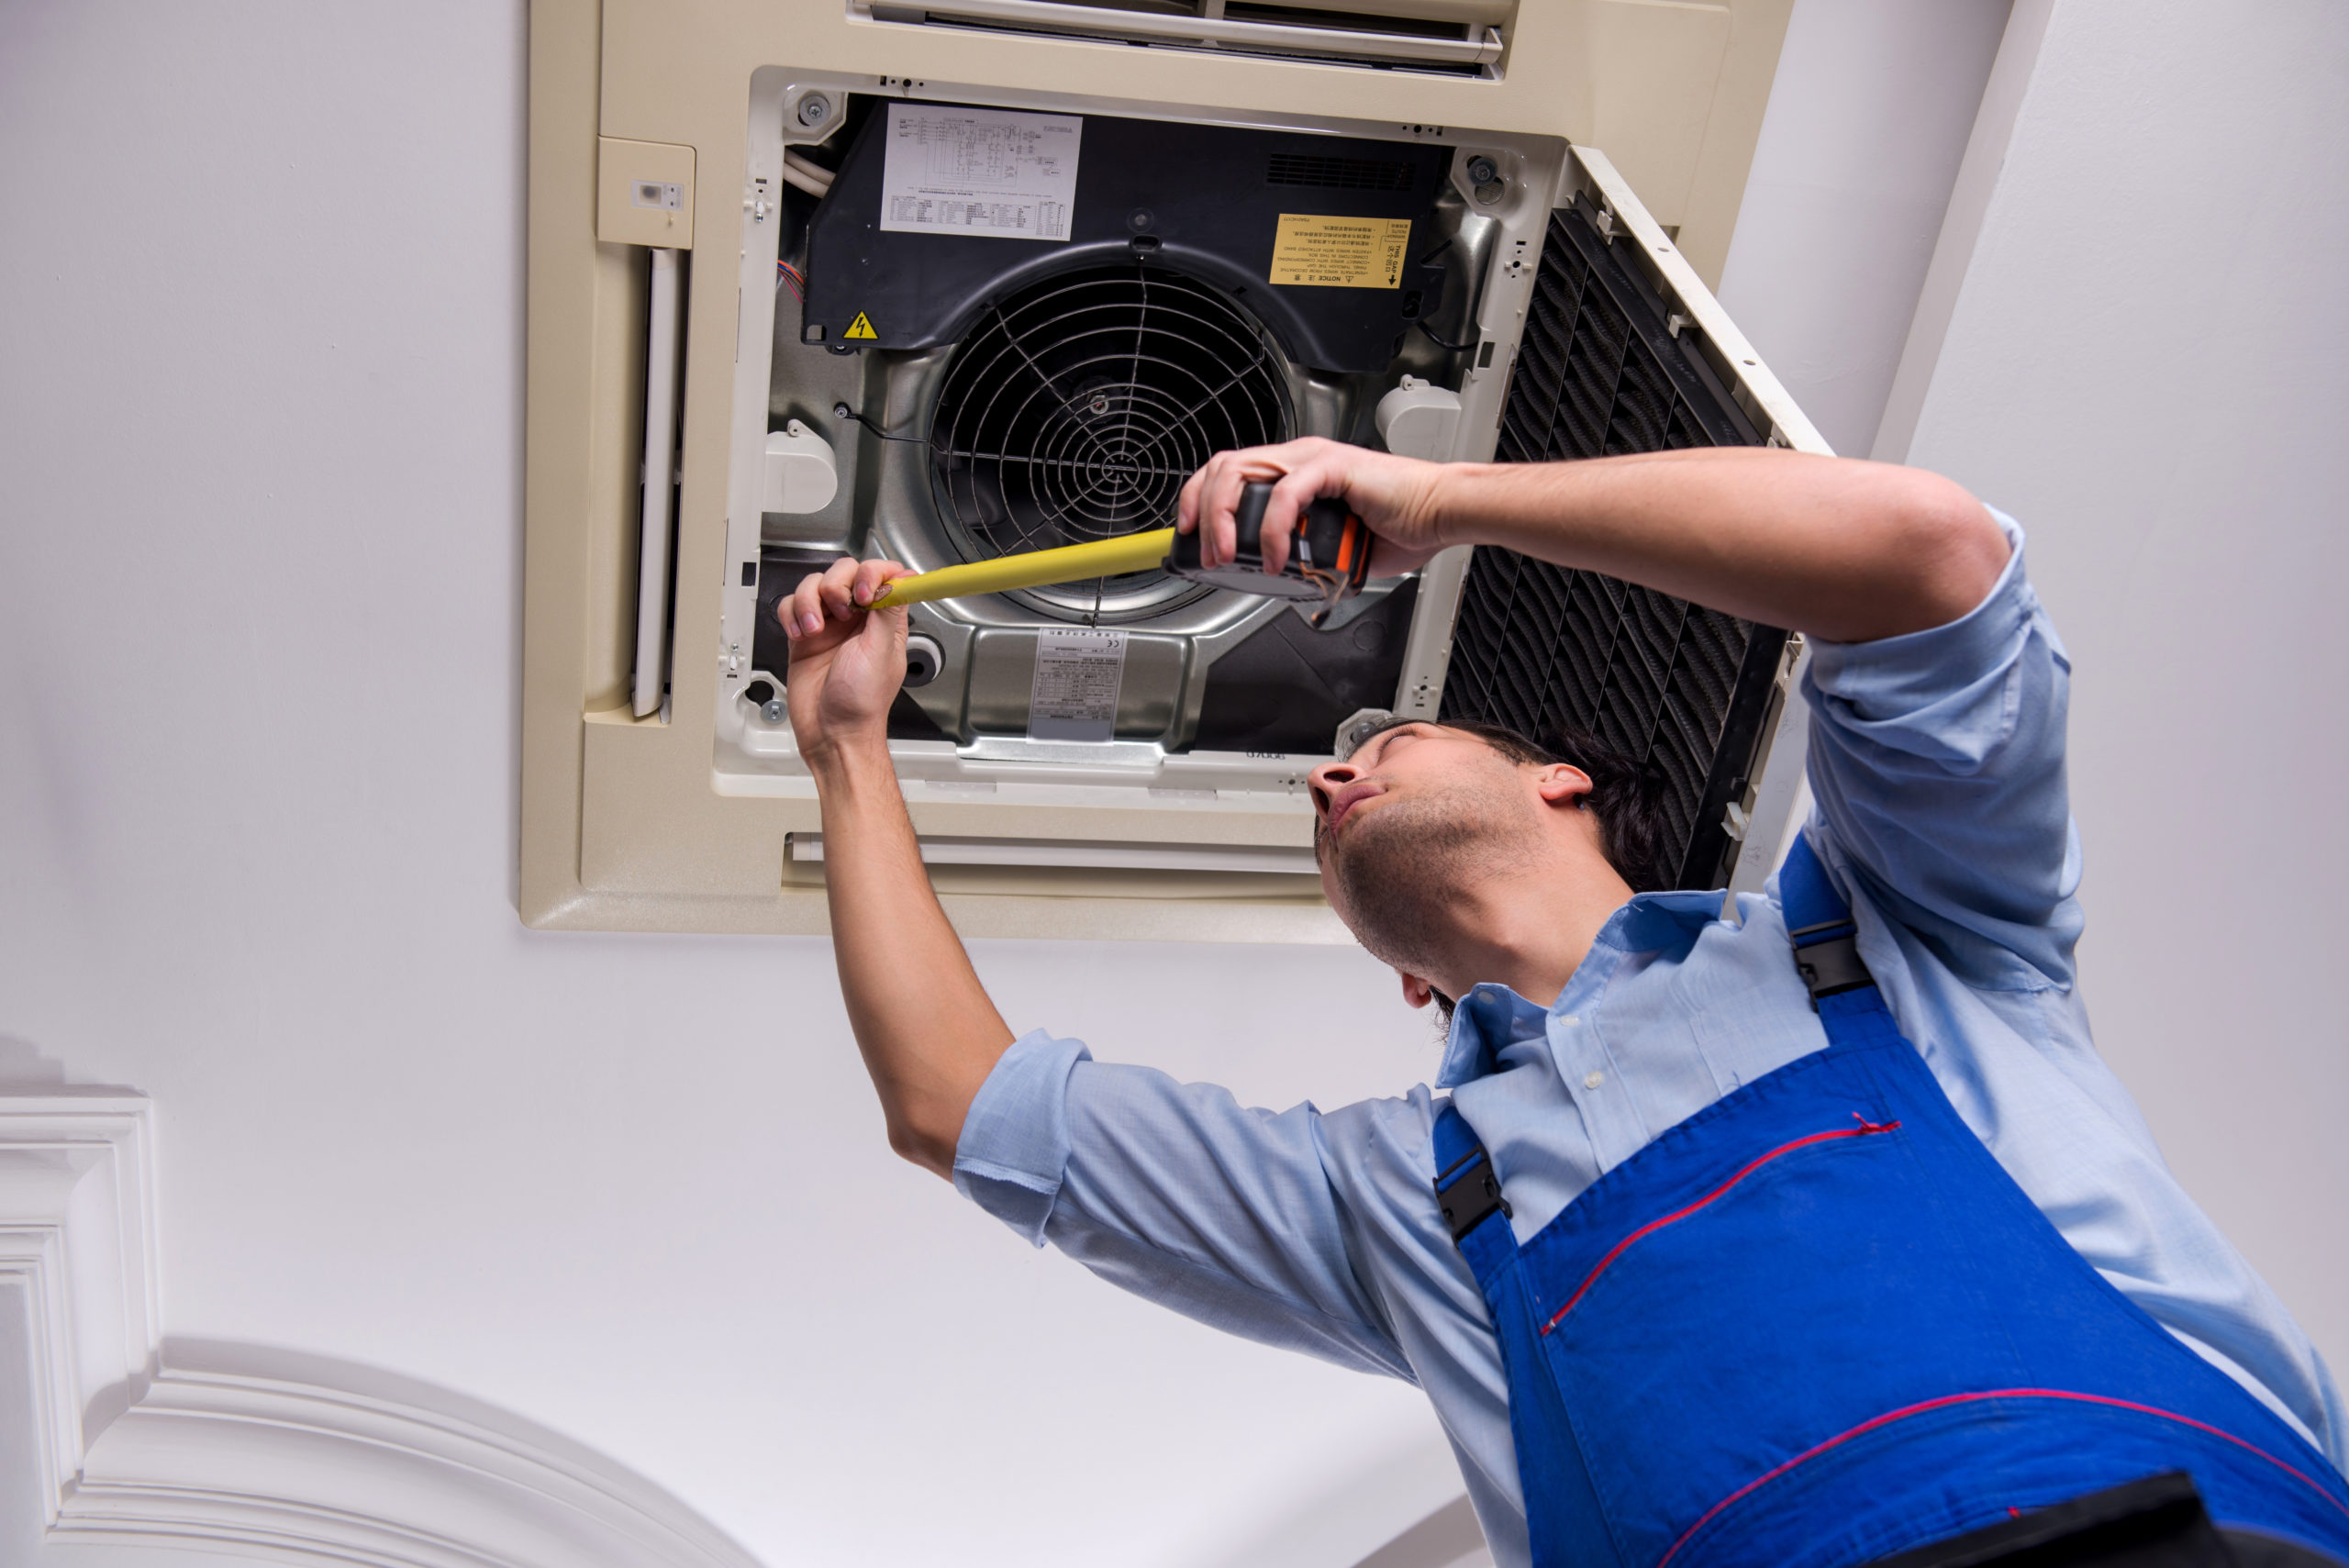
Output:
(952, 514), (2345, 1566)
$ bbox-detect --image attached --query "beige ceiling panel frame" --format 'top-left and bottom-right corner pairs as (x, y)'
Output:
(596, 136), (696, 247)
(1579, 4), (1732, 248)
(519, 0), (1801, 937)
(593, 0), (1789, 288)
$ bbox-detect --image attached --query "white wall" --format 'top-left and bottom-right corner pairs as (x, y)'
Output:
(1716, 0), (2012, 457)
(1893, 0), (2349, 1370)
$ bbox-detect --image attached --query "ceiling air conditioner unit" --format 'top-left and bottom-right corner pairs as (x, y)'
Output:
(520, 0), (1820, 940)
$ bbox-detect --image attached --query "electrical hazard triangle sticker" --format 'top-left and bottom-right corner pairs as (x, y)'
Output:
(843, 311), (878, 340)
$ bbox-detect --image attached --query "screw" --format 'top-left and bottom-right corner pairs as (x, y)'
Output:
(1464, 155), (1498, 185)
(796, 93), (832, 128)
(761, 698), (787, 724)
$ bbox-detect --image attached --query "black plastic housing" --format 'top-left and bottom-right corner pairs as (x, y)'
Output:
(1168, 482), (1372, 605)
(804, 103), (1452, 373)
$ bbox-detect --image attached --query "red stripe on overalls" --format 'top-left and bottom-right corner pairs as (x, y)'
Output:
(1542, 1117), (1902, 1335)
(1655, 1389), (2349, 1568)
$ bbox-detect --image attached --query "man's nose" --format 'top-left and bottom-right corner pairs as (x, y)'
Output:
(1307, 760), (1356, 819)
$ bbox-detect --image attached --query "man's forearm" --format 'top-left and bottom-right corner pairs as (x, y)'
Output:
(1433, 450), (2009, 643)
(809, 738), (1013, 1178)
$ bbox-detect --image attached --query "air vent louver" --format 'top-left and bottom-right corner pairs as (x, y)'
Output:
(1266, 152), (1415, 191)
(927, 266), (1295, 621)
(855, 0), (1508, 74)
(1441, 200), (1787, 890)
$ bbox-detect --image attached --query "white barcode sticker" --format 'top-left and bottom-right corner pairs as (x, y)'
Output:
(1028, 628), (1127, 742)
(631, 180), (684, 211)
(879, 103), (1082, 242)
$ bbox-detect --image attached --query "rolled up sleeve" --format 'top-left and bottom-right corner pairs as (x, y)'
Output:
(952, 1029), (1088, 1242)
(954, 1030), (1417, 1380)
(1803, 508), (2083, 991)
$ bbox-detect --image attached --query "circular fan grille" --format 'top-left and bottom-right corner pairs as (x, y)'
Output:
(928, 266), (1295, 620)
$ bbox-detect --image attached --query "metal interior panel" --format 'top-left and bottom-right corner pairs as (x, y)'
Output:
(964, 628), (1187, 738)
(754, 91), (1488, 757)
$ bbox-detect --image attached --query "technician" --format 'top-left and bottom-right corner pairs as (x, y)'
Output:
(778, 441), (2349, 1568)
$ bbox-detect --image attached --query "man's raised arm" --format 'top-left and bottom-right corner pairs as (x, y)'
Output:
(781, 556), (1011, 1178)
(787, 444), (2009, 1177)
(1178, 441), (2009, 644)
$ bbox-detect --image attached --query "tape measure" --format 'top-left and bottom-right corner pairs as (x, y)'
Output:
(867, 480), (1373, 615)
(1166, 481), (1374, 607)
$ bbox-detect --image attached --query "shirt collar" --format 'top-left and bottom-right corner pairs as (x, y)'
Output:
(1433, 889), (1728, 1088)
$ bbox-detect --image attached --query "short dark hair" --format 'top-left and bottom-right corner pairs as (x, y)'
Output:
(1350, 716), (1675, 894)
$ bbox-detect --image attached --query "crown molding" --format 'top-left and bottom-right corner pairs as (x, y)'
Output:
(0, 1092), (162, 1526)
(0, 1089), (763, 1568)
(56, 1351), (765, 1568)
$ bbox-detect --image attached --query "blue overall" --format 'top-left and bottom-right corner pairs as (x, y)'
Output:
(1431, 836), (2349, 1568)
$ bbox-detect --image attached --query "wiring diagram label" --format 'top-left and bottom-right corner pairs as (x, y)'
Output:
(1029, 628), (1127, 742)
(1269, 215), (1411, 288)
(879, 104), (1082, 242)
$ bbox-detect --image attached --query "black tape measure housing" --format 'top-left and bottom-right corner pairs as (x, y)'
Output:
(1168, 480), (1373, 607)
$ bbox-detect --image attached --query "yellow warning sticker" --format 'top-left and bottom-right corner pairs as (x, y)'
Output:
(843, 311), (878, 339)
(1268, 215), (1411, 289)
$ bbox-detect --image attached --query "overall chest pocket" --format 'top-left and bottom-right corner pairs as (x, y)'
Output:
(1529, 1114), (2022, 1567)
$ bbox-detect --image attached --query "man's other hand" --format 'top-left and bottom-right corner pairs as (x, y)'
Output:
(780, 555), (915, 765)
(1177, 437), (1449, 581)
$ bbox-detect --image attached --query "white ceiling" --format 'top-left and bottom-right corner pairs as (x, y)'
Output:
(5, 0), (2341, 1563)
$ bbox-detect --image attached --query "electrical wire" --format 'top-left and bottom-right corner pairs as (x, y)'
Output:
(779, 161), (829, 199)
(1406, 237), (1478, 352)
(785, 149), (835, 188)
(832, 402), (928, 445)
(781, 150), (835, 198)
(775, 260), (805, 302)
(1418, 317), (1478, 353)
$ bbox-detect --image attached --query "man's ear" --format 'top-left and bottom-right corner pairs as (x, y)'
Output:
(1535, 763), (1594, 807)
(1398, 972), (1436, 1009)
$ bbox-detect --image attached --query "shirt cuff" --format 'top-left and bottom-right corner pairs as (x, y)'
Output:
(1803, 507), (2046, 729)
(952, 1028), (1091, 1246)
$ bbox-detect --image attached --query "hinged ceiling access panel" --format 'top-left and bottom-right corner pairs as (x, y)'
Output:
(1440, 195), (1793, 893)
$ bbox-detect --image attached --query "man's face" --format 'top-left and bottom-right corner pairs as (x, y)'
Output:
(1306, 724), (1549, 976)
(1308, 723), (1512, 846)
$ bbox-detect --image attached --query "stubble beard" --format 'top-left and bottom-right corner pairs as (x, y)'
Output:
(1321, 779), (1535, 979)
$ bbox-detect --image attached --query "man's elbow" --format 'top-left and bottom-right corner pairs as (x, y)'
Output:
(885, 1115), (959, 1182)
(1900, 472), (2009, 632)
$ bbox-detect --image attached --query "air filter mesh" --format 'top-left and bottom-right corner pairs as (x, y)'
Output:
(1439, 199), (1787, 889)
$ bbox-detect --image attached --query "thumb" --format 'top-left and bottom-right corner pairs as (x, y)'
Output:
(856, 601), (907, 659)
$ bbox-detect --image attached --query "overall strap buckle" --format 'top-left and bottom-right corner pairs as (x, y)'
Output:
(1434, 1144), (1512, 1243)
(1788, 918), (1873, 1004)
(1780, 833), (1876, 1007)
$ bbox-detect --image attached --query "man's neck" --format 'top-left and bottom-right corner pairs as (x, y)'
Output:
(1431, 858), (1635, 1006)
